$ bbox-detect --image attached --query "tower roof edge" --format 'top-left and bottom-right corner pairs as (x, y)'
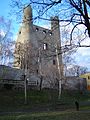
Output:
(23, 4), (32, 15)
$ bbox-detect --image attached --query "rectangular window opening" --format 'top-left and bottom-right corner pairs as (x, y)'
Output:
(43, 43), (48, 50)
(53, 59), (56, 65)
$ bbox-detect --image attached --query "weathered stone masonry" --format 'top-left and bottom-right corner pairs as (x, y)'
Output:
(14, 5), (63, 88)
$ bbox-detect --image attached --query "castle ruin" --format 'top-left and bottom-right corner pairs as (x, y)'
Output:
(14, 5), (63, 88)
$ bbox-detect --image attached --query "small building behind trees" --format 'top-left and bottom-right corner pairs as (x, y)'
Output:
(80, 73), (90, 90)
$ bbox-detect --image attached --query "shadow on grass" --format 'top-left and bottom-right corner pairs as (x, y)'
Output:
(0, 89), (90, 113)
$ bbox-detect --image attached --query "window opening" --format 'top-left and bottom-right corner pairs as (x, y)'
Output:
(43, 30), (46, 34)
(49, 31), (52, 36)
(36, 27), (39, 31)
(43, 43), (48, 50)
(53, 59), (56, 65)
(19, 31), (21, 34)
(36, 69), (38, 74)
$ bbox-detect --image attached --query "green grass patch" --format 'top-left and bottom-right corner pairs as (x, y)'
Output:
(0, 89), (90, 112)
(0, 111), (90, 120)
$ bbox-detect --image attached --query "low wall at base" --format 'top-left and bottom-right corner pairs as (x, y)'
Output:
(62, 76), (87, 91)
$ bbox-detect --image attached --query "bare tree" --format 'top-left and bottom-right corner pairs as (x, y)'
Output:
(14, 40), (38, 75)
(11, 0), (90, 42)
(41, 65), (59, 89)
(10, 1), (89, 95)
(63, 54), (75, 76)
(0, 16), (14, 66)
(66, 65), (88, 76)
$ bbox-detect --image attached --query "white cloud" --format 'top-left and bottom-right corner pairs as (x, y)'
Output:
(73, 46), (90, 71)
(40, 24), (51, 29)
(0, 29), (5, 37)
(77, 47), (90, 56)
(60, 22), (90, 71)
(13, 34), (17, 41)
(80, 37), (90, 45)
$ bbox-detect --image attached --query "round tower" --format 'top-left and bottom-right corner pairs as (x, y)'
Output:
(14, 5), (33, 69)
(21, 5), (32, 43)
(23, 5), (33, 24)
(51, 16), (60, 45)
(51, 16), (61, 49)
(51, 16), (63, 77)
(51, 16), (59, 30)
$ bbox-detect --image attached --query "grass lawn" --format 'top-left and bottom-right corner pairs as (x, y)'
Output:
(0, 111), (90, 120)
(0, 88), (90, 113)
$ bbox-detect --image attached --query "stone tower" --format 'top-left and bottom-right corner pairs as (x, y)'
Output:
(14, 5), (63, 87)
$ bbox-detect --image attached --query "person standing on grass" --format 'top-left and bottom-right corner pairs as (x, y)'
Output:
(75, 101), (79, 111)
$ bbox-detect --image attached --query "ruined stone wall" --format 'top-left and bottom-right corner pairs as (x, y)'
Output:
(62, 76), (87, 91)
(14, 5), (63, 86)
